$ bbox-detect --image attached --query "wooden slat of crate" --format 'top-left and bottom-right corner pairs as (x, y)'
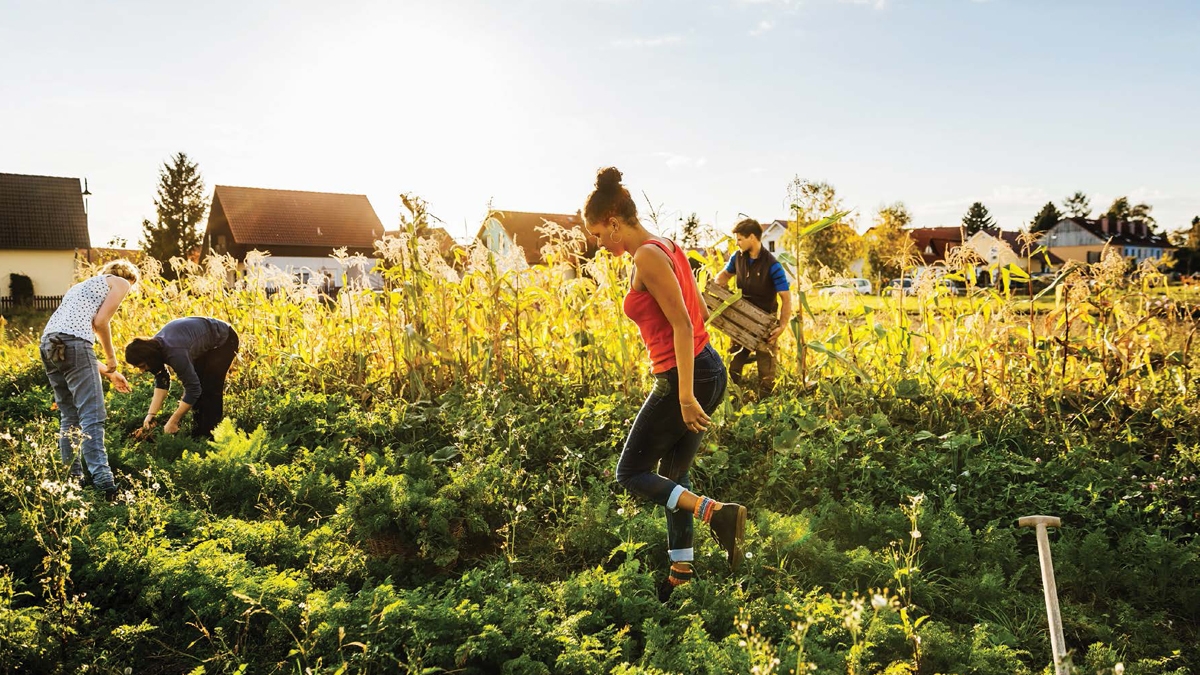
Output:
(703, 284), (775, 351)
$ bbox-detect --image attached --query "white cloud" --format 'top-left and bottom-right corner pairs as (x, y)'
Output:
(610, 34), (683, 48)
(839, 0), (889, 8)
(655, 152), (708, 170)
(749, 19), (775, 36)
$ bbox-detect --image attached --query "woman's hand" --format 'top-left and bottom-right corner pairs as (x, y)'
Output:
(109, 371), (132, 394)
(680, 396), (711, 433)
(142, 415), (154, 431)
(164, 419), (181, 435)
(100, 365), (131, 393)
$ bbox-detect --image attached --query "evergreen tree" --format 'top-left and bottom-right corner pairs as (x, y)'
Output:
(1031, 201), (1063, 233)
(961, 202), (995, 237)
(140, 152), (207, 279)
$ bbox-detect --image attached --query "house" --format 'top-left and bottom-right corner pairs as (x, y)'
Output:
(475, 210), (598, 268)
(907, 227), (963, 266)
(0, 172), (91, 302)
(962, 229), (1064, 274)
(1043, 216), (1172, 266)
(425, 226), (460, 259)
(760, 219), (788, 255)
(203, 185), (386, 288)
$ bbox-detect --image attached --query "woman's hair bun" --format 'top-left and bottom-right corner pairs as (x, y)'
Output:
(595, 167), (623, 191)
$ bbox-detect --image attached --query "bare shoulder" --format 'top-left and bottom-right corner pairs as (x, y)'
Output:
(632, 240), (672, 269)
(106, 276), (131, 293)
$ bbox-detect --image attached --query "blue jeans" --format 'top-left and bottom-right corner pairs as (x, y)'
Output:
(39, 333), (114, 490)
(616, 344), (727, 562)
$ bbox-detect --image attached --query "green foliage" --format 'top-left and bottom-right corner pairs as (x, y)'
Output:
(3, 223), (1200, 672)
(1063, 191), (1093, 219)
(1031, 201), (1063, 233)
(865, 202), (916, 282)
(785, 177), (864, 273)
(140, 151), (206, 279)
(962, 201), (995, 236)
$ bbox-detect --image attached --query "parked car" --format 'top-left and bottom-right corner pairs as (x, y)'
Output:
(817, 278), (872, 296)
(886, 278), (915, 296)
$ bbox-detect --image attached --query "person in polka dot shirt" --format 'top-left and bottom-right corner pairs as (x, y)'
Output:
(40, 259), (140, 498)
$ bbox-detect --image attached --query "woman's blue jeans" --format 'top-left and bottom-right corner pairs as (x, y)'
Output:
(616, 344), (727, 562)
(40, 333), (114, 490)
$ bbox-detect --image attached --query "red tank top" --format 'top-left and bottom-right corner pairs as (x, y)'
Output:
(622, 238), (710, 373)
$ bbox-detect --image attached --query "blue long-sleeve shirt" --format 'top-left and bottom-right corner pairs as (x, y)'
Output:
(151, 317), (232, 405)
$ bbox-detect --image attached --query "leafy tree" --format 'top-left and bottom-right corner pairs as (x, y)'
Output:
(1062, 191), (1092, 218)
(961, 202), (994, 237)
(140, 152), (206, 278)
(680, 212), (701, 249)
(1031, 201), (1063, 233)
(784, 178), (861, 273)
(865, 202), (916, 282)
(1107, 196), (1156, 229)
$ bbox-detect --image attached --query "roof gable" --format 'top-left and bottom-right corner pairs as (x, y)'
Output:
(907, 227), (962, 261)
(1052, 217), (1170, 248)
(0, 173), (91, 250)
(475, 210), (596, 264)
(209, 185), (384, 249)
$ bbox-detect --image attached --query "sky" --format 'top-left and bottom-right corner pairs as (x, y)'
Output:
(2, 0), (1198, 247)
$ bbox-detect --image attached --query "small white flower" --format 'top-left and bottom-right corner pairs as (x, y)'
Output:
(745, 552), (753, 559)
(1114, 663), (1125, 675)
(514, 504), (527, 513)
(152, 482), (160, 491)
(871, 594), (888, 610)
(910, 529), (922, 539)
(616, 507), (625, 516)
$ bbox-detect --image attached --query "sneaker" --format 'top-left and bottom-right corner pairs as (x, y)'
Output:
(709, 503), (747, 571)
(93, 484), (119, 503)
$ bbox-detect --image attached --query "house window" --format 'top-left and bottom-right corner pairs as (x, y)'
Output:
(768, 241), (776, 252)
(216, 234), (227, 252)
(1087, 251), (1101, 264)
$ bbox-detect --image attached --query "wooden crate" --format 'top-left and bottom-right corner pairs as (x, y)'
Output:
(702, 284), (776, 352)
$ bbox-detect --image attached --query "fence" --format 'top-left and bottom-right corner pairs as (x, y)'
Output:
(0, 295), (63, 314)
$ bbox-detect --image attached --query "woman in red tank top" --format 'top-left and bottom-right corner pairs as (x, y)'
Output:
(583, 167), (747, 598)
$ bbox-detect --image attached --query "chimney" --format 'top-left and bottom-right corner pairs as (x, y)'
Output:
(1099, 216), (1110, 235)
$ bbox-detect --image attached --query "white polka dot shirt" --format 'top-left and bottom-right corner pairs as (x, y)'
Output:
(42, 275), (112, 343)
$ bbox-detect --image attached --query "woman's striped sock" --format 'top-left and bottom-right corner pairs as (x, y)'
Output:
(693, 496), (718, 524)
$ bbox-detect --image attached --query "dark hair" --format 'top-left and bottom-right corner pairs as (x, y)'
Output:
(124, 337), (164, 372)
(732, 218), (763, 240)
(583, 167), (638, 226)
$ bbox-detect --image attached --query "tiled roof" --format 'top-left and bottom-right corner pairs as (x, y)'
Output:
(210, 185), (384, 248)
(0, 173), (90, 250)
(908, 227), (962, 264)
(476, 210), (597, 264)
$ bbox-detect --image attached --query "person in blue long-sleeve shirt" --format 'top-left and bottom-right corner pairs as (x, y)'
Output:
(124, 317), (239, 438)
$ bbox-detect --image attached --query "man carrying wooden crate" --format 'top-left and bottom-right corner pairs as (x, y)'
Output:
(714, 218), (792, 395)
